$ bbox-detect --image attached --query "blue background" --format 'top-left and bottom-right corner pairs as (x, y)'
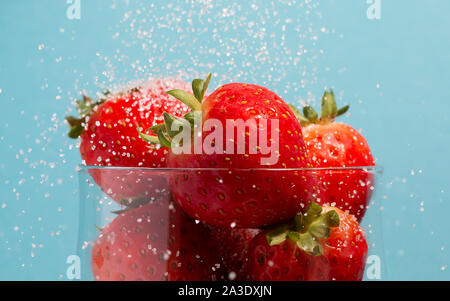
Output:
(0, 0), (449, 280)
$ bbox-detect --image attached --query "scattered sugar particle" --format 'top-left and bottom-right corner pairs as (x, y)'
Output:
(230, 222), (236, 228)
(228, 271), (237, 280)
(419, 201), (425, 212)
(1, 203), (6, 209)
(441, 265), (447, 271)
(81, 241), (89, 250)
(38, 44), (45, 50)
(13, 226), (19, 231)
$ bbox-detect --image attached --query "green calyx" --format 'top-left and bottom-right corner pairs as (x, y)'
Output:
(265, 202), (340, 256)
(65, 92), (111, 139)
(138, 73), (212, 148)
(289, 89), (350, 127)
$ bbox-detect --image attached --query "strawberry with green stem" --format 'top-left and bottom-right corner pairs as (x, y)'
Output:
(289, 90), (375, 221)
(140, 74), (316, 228)
(248, 202), (368, 281)
(66, 79), (191, 203)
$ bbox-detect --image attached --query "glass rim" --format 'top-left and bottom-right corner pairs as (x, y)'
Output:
(78, 165), (384, 173)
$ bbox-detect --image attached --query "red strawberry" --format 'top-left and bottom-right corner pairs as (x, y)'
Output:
(248, 202), (368, 281)
(66, 78), (190, 202)
(290, 90), (375, 221)
(208, 226), (261, 280)
(91, 200), (214, 281)
(141, 74), (316, 228)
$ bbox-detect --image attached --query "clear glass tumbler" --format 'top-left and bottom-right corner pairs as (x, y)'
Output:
(77, 166), (385, 281)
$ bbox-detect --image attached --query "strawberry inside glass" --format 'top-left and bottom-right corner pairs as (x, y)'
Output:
(71, 75), (381, 281)
(139, 74), (317, 228)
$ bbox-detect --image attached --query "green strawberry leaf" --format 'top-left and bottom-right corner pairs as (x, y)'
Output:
(321, 89), (338, 119)
(266, 224), (290, 246)
(68, 124), (84, 139)
(137, 125), (160, 144)
(288, 104), (310, 124)
(336, 105), (350, 117)
(303, 106), (318, 121)
(157, 126), (172, 148)
(167, 89), (202, 111)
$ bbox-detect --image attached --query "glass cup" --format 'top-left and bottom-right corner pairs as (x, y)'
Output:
(77, 166), (385, 281)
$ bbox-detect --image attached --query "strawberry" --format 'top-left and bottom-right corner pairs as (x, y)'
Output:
(208, 226), (261, 280)
(248, 202), (368, 281)
(289, 90), (375, 221)
(91, 200), (214, 281)
(141, 74), (316, 228)
(66, 78), (190, 202)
